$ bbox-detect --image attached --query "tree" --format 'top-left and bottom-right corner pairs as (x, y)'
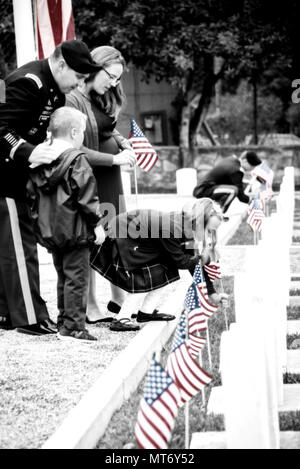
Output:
(72, 0), (293, 164)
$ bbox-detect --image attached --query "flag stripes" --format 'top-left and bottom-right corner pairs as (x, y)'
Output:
(135, 359), (181, 449)
(196, 284), (218, 318)
(129, 119), (159, 172)
(36, 0), (75, 59)
(167, 343), (212, 404)
(204, 262), (222, 281)
(187, 334), (207, 359)
(247, 196), (265, 232)
(188, 309), (207, 334)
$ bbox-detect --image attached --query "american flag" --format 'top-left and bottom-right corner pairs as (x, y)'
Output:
(260, 183), (274, 203)
(171, 311), (206, 359)
(36, 0), (75, 59)
(252, 162), (274, 186)
(247, 196), (265, 232)
(204, 262), (222, 281)
(193, 264), (219, 318)
(184, 284), (207, 334)
(135, 358), (181, 449)
(166, 317), (212, 405)
(129, 118), (158, 172)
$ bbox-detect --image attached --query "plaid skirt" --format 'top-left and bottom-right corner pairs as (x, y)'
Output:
(90, 238), (180, 293)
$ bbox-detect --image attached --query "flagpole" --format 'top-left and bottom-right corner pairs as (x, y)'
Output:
(198, 260), (213, 373)
(220, 279), (229, 331)
(199, 351), (206, 410)
(185, 402), (190, 449)
(184, 309), (190, 449)
(133, 164), (139, 211)
(206, 325), (212, 371)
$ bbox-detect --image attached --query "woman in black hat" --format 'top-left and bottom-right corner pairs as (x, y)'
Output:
(66, 46), (135, 323)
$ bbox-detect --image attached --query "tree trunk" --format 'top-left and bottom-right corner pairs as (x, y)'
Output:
(189, 56), (224, 151)
(253, 77), (258, 144)
(179, 102), (193, 167)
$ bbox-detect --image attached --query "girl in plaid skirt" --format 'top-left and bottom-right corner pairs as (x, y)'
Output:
(91, 198), (226, 331)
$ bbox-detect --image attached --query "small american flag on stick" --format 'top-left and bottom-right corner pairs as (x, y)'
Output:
(166, 317), (212, 405)
(204, 262), (222, 281)
(135, 358), (181, 449)
(252, 162), (274, 185)
(193, 264), (219, 318)
(260, 183), (274, 203)
(129, 118), (158, 172)
(247, 196), (265, 232)
(171, 311), (207, 360)
(184, 283), (207, 334)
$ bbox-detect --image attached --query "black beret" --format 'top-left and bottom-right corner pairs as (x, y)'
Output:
(61, 40), (102, 74)
(244, 151), (262, 167)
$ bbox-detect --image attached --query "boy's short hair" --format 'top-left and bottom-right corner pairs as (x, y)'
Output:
(48, 106), (87, 139)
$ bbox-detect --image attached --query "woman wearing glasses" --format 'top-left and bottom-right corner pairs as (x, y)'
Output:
(67, 46), (135, 323)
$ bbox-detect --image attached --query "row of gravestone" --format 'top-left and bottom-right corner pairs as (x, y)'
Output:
(192, 167), (300, 449)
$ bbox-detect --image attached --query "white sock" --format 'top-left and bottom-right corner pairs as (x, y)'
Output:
(118, 292), (146, 320)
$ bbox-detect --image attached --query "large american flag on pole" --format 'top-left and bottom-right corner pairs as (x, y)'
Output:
(129, 118), (159, 172)
(135, 358), (182, 449)
(36, 0), (75, 59)
(166, 319), (212, 405)
(247, 196), (265, 232)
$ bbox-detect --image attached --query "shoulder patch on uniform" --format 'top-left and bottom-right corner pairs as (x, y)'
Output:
(25, 73), (43, 89)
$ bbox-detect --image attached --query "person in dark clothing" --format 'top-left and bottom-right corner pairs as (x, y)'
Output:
(193, 151), (262, 213)
(28, 107), (105, 342)
(0, 40), (103, 335)
(91, 198), (228, 331)
(66, 46), (136, 323)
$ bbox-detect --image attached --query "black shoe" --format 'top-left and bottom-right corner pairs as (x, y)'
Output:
(86, 315), (113, 324)
(107, 301), (121, 315)
(136, 310), (176, 323)
(131, 308), (159, 320)
(17, 319), (57, 336)
(0, 316), (14, 330)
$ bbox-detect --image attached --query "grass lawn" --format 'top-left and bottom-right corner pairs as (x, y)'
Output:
(287, 306), (300, 320)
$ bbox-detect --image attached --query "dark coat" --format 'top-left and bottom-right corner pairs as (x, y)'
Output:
(91, 209), (215, 294)
(0, 59), (65, 200)
(27, 148), (101, 252)
(193, 155), (250, 204)
(110, 210), (200, 274)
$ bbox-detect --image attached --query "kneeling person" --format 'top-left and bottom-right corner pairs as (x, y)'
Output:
(193, 151), (262, 213)
(28, 107), (105, 342)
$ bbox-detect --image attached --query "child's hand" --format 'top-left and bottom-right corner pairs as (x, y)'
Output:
(219, 293), (229, 308)
(94, 225), (106, 245)
(209, 293), (229, 307)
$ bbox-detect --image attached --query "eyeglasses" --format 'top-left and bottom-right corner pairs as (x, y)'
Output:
(102, 68), (121, 85)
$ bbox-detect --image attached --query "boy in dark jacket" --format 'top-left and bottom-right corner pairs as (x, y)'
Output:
(28, 107), (105, 342)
